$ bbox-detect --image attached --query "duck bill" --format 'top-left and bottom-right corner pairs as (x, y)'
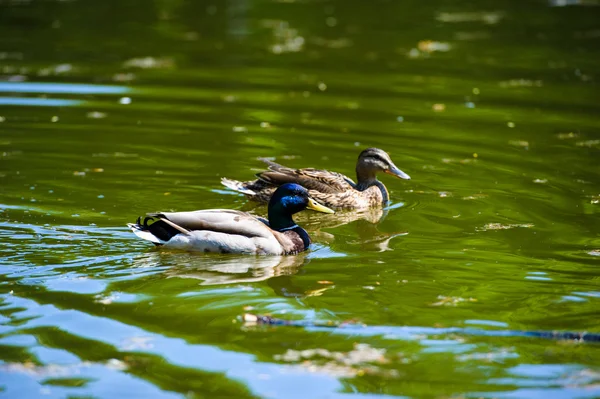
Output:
(307, 197), (335, 214)
(385, 165), (411, 180)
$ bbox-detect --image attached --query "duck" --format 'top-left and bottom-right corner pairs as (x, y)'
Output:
(221, 147), (410, 209)
(128, 183), (334, 255)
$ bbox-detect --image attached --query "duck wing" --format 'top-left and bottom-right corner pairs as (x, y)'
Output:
(257, 158), (356, 194)
(151, 209), (275, 239)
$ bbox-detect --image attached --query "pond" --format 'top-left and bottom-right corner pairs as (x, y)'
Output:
(1, 0), (599, 398)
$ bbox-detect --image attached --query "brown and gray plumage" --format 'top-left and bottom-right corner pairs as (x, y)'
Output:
(221, 148), (410, 209)
(128, 183), (334, 255)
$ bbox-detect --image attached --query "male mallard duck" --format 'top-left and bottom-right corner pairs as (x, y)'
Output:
(128, 183), (334, 255)
(221, 148), (410, 209)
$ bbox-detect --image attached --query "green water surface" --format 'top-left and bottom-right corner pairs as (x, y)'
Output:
(1, 0), (599, 398)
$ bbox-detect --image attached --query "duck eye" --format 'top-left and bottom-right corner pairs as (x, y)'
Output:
(371, 155), (387, 164)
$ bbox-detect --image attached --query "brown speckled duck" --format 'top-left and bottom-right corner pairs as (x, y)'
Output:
(128, 183), (334, 255)
(221, 148), (410, 209)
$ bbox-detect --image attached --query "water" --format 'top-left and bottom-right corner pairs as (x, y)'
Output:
(1, 0), (599, 398)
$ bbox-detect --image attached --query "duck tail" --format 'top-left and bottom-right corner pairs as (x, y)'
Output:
(220, 177), (257, 196)
(127, 216), (166, 246)
(258, 157), (287, 170)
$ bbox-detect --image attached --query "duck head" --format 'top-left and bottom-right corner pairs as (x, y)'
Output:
(355, 148), (410, 187)
(268, 183), (334, 231)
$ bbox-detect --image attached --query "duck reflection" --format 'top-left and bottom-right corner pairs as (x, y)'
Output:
(238, 201), (386, 227)
(294, 204), (407, 252)
(298, 206), (387, 229)
(238, 201), (408, 252)
(132, 251), (309, 286)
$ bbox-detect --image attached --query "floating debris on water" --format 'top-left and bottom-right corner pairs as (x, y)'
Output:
(243, 313), (600, 342)
(418, 40), (451, 53)
(533, 179), (548, 184)
(87, 111), (107, 119)
(112, 72), (136, 82)
(441, 158), (476, 164)
(407, 48), (421, 58)
(273, 343), (396, 378)
(507, 121), (516, 128)
(38, 63), (74, 76)
(123, 56), (175, 69)
(106, 359), (127, 371)
(92, 152), (138, 158)
(407, 40), (451, 58)
(1, 151), (23, 158)
(262, 20), (305, 54)
(462, 193), (488, 200)
(500, 79), (543, 88)
(306, 287), (333, 297)
(232, 126), (248, 133)
(556, 132), (578, 139)
(431, 295), (477, 306)
(436, 11), (504, 24)
(119, 97), (132, 105)
(0, 361), (111, 377)
(478, 223), (534, 231)
(576, 140), (600, 148)
(432, 103), (446, 112)
(509, 140), (529, 148)
(549, 0), (600, 7)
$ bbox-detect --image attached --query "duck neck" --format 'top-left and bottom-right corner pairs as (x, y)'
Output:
(268, 205), (311, 250)
(268, 203), (297, 232)
(356, 167), (389, 203)
(355, 164), (378, 191)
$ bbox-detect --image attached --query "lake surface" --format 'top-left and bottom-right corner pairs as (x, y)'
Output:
(1, 0), (599, 398)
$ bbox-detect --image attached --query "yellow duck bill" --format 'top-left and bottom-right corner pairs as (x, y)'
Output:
(307, 197), (335, 214)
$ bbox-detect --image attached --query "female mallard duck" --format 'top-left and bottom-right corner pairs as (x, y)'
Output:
(128, 183), (334, 255)
(221, 148), (410, 209)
